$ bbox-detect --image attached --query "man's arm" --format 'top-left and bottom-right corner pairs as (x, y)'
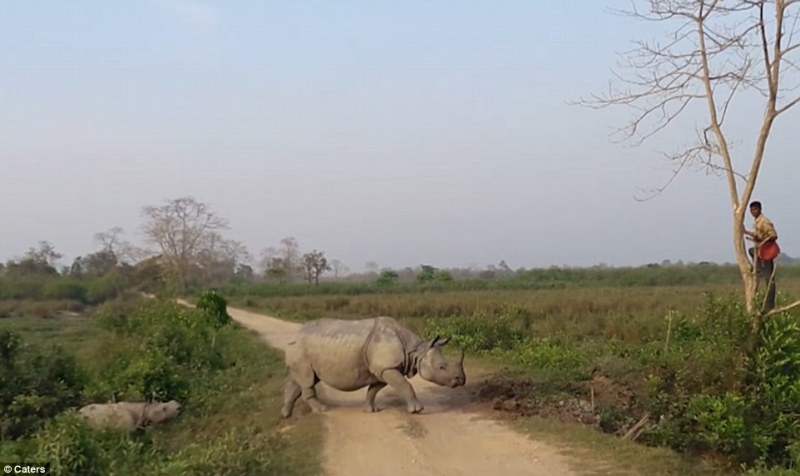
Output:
(758, 218), (778, 242)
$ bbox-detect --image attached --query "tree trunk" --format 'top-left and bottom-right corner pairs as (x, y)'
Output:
(733, 210), (758, 315)
(743, 273), (758, 314)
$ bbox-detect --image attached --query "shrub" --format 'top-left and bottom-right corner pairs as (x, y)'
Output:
(506, 336), (590, 378)
(0, 278), (44, 300)
(743, 313), (800, 467)
(42, 280), (87, 303)
(640, 298), (800, 470)
(376, 270), (399, 287)
(196, 290), (232, 329)
(85, 277), (122, 304)
(33, 410), (142, 476)
(85, 346), (191, 403)
(0, 331), (88, 440)
(86, 299), (229, 403)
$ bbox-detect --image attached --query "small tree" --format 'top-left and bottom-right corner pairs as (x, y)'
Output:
(377, 269), (399, 286)
(330, 259), (349, 280)
(260, 237), (303, 283)
(301, 250), (331, 285)
(576, 0), (800, 320)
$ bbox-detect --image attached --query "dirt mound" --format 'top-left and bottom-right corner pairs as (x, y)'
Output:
(475, 374), (641, 433)
(590, 375), (637, 411)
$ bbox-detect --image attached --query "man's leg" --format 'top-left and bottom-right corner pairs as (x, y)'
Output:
(763, 259), (777, 311)
(748, 247), (763, 274)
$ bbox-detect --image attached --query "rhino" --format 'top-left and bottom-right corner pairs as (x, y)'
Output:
(281, 316), (466, 418)
(77, 400), (182, 432)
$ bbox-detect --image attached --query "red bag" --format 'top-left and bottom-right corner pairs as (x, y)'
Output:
(759, 240), (781, 261)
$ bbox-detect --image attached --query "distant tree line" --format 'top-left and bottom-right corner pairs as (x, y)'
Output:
(2, 196), (797, 302)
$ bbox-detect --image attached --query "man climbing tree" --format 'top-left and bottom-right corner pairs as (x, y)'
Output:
(743, 201), (780, 312)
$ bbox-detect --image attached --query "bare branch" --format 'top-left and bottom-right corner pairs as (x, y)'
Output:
(633, 146), (696, 201)
(759, 0), (775, 91)
(761, 299), (800, 319)
(777, 94), (800, 113)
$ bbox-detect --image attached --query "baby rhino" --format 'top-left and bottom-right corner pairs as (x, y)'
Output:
(281, 316), (466, 417)
(78, 400), (182, 432)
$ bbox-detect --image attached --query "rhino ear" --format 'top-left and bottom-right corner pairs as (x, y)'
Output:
(430, 336), (449, 348)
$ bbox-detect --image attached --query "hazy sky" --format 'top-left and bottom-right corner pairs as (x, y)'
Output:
(1, 1), (798, 273)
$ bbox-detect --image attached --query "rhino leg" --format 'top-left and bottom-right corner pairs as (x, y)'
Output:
(290, 360), (328, 413)
(301, 386), (328, 413)
(365, 382), (387, 413)
(281, 378), (302, 418)
(381, 369), (423, 414)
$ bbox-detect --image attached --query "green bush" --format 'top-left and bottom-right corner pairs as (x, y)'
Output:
(42, 280), (87, 303)
(0, 278), (44, 300)
(639, 298), (800, 470)
(85, 277), (122, 304)
(33, 410), (143, 476)
(87, 300), (230, 402)
(34, 411), (109, 476)
(85, 346), (190, 403)
(744, 313), (800, 467)
(0, 331), (88, 440)
(196, 290), (232, 329)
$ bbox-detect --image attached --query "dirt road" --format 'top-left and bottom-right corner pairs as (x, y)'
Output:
(186, 300), (580, 475)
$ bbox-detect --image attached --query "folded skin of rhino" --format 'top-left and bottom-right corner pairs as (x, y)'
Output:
(281, 316), (466, 417)
(78, 400), (182, 432)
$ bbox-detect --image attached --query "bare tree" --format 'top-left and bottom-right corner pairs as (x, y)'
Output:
(196, 232), (251, 286)
(261, 237), (302, 282)
(365, 261), (379, 274)
(26, 241), (62, 268)
(575, 0), (800, 319)
(302, 250), (331, 285)
(92, 226), (151, 266)
(93, 227), (124, 255)
(330, 259), (349, 280)
(279, 237), (301, 281)
(140, 196), (229, 290)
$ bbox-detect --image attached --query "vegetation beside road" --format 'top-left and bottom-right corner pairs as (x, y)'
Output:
(0, 293), (322, 476)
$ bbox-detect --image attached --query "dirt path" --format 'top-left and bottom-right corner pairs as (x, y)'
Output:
(182, 300), (580, 475)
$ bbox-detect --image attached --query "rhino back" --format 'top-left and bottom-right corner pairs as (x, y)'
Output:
(294, 318), (382, 391)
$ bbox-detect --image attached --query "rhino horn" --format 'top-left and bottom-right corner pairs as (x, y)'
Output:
(458, 348), (465, 364)
(429, 335), (441, 348)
